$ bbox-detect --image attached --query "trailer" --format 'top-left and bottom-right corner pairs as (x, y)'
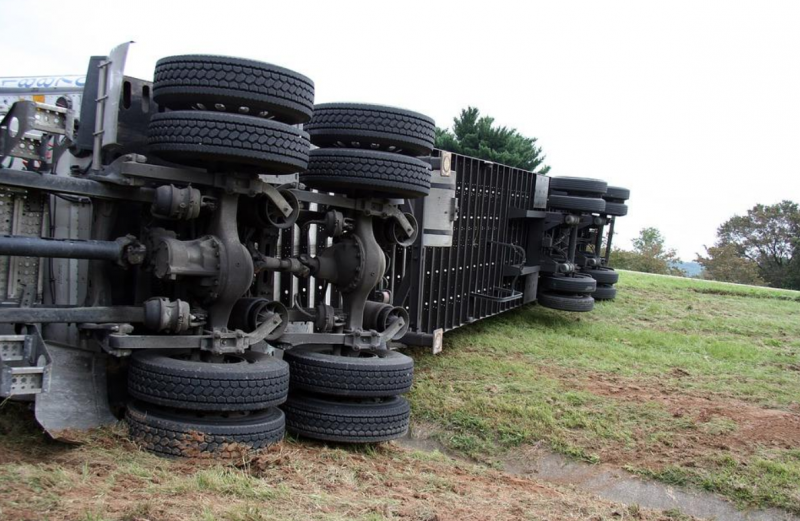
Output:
(0, 44), (630, 457)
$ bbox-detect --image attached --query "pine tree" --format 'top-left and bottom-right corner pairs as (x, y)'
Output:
(435, 107), (550, 173)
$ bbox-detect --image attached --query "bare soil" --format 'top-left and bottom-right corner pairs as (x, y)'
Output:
(0, 405), (693, 521)
(551, 365), (800, 469)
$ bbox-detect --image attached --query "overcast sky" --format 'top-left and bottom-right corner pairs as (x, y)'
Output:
(2, 0), (798, 260)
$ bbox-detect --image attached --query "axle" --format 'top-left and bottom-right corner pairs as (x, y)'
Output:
(0, 235), (145, 265)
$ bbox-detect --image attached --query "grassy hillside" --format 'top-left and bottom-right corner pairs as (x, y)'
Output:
(409, 271), (800, 512)
(1, 271), (798, 519)
(0, 404), (688, 521)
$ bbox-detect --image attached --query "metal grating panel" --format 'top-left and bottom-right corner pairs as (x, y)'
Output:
(397, 152), (543, 337)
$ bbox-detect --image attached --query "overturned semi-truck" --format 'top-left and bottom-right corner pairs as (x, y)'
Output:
(0, 44), (630, 457)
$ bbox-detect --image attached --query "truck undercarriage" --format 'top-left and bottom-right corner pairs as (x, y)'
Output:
(0, 44), (629, 457)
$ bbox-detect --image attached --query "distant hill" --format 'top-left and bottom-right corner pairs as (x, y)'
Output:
(675, 261), (704, 277)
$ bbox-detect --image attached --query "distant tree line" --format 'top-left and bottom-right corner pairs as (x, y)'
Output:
(697, 200), (799, 290)
(610, 227), (686, 277)
(610, 202), (800, 291)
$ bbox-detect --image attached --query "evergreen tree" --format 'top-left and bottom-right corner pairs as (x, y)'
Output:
(435, 107), (550, 173)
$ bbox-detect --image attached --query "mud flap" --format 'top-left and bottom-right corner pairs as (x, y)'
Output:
(35, 343), (116, 439)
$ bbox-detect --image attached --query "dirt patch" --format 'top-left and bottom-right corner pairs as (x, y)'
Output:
(551, 366), (800, 468)
(0, 407), (693, 521)
(586, 373), (800, 447)
(243, 441), (682, 521)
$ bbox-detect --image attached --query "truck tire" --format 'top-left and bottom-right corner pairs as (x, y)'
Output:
(593, 284), (617, 300)
(302, 149), (431, 199)
(583, 267), (619, 285)
(153, 55), (315, 124)
(604, 186), (630, 201)
(548, 194), (606, 213)
(282, 394), (410, 443)
(284, 346), (414, 397)
(539, 273), (597, 294)
(604, 202), (628, 216)
(128, 350), (289, 411)
(148, 111), (310, 173)
(305, 103), (435, 156)
(537, 291), (595, 312)
(126, 401), (284, 458)
(549, 177), (607, 195)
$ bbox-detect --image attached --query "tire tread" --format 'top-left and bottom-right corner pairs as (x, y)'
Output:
(548, 194), (606, 213)
(306, 103), (435, 156)
(284, 349), (413, 397)
(282, 395), (410, 443)
(537, 291), (595, 312)
(126, 403), (284, 458)
(153, 55), (314, 124)
(128, 351), (290, 411)
(148, 111), (310, 173)
(302, 149), (431, 198)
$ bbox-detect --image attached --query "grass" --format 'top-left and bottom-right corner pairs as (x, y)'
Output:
(0, 402), (682, 521)
(407, 271), (800, 512)
(1, 271), (798, 518)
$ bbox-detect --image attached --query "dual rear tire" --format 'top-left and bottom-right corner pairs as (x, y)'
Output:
(537, 273), (596, 312)
(547, 177), (607, 214)
(126, 350), (290, 458)
(281, 346), (413, 443)
(147, 111), (310, 174)
(303, 149), (432, 199)
(126, 346), (415, 453)
(582, 267), (620, 300)
(300, 103), (436, 199)
(305, 103), (435, 156)
(537, 270), (618, 309)
(603, 186), (630, 217)
(148, 55), (314, 174)
(593, 284), (618, 300)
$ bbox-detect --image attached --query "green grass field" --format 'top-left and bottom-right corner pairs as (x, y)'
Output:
(1, 270), (798, 519)
(408, 271), (800, 513)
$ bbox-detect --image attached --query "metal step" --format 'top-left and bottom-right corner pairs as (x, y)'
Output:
(1, 366), (45, 395)
(0, 334), (48, 396)
(0, 330), (116, 436)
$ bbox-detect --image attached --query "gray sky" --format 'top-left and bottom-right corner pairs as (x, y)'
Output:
(2, 0), (798, 260)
